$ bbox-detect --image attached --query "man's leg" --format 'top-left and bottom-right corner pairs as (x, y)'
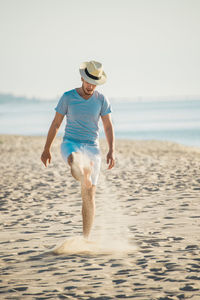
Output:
(81, 184), (96, 239)
(68, 152), (96, 238)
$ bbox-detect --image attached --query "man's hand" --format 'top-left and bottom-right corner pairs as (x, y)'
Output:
(41, 149), (51, 167)
(107, 150), (115, 169)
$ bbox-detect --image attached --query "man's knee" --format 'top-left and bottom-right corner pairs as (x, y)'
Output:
(82, 184), (96, 195)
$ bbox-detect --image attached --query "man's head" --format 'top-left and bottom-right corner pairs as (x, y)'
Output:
(79, 60), (107, 86)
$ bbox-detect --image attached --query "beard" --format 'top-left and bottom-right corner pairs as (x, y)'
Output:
(82, 84), (93, 95)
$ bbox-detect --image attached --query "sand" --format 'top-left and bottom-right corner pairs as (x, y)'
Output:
(0, 135), (200, 300)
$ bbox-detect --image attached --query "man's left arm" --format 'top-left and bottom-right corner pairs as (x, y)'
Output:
(101, 114), (115, 169)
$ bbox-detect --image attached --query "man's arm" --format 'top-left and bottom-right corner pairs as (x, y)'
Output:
(41, 112), (64, 167)
(101, 114), (115, 169)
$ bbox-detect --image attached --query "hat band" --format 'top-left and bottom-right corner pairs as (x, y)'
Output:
(85, 68), (101, 81)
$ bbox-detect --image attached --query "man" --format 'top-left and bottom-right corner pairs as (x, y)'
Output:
(41, 60), (115, 239)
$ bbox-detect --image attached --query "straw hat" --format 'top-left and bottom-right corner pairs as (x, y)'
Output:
(79, 60), (107, 85)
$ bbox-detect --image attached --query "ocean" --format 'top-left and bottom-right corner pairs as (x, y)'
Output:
(0, 93), (200, 147)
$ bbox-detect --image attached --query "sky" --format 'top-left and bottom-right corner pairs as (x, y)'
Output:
(0, 0), (200, 99)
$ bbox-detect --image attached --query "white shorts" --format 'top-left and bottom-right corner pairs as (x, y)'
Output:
(61, 139), (101, 185)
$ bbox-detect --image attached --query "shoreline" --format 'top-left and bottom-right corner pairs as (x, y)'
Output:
(1, 133), (200, 149)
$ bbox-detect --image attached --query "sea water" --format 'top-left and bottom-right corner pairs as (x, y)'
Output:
(0, 94), (200, 147)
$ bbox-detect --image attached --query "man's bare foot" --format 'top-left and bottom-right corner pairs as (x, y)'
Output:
(71, 152), (84, 181)
(71, 152), (94, 188)
(82, 162), (93, 189)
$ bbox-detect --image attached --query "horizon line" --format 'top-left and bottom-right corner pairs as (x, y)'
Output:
(0, 91), (200, 102)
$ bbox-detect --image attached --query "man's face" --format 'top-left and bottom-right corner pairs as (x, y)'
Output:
(82, 78), (97, 95)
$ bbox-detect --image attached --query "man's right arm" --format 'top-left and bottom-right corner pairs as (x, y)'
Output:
(41, 112), (64, 167)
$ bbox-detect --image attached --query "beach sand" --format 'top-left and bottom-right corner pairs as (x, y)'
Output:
(0, 135), (200, 299)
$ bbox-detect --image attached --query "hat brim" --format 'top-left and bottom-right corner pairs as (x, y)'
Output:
(79, 62), (107, 85)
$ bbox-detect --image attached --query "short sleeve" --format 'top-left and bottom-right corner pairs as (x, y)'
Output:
(100, 95), (112, 116)
(55, 93), (68, 116)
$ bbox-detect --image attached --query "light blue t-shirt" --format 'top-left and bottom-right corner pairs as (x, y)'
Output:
(55, 89), (112, 145)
